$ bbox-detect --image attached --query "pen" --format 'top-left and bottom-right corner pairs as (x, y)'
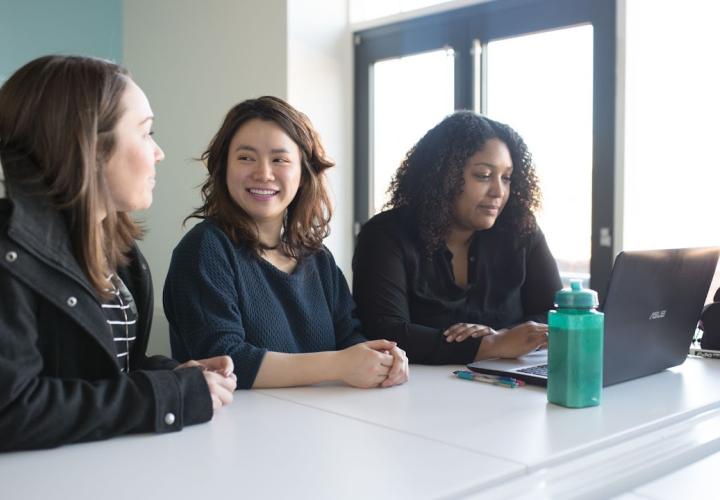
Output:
(454, 370), (524, 388)
(452, 370), (525, 388)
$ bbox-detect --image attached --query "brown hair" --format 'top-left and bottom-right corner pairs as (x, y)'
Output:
(0, 55), (141, 299)
(187, 96), (334, 259)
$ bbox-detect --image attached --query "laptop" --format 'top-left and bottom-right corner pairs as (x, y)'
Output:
(467, 247), (720, 387)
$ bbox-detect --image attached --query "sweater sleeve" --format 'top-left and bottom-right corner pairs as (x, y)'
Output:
(324, 250), (367, 350)
(163, 225), (267, 389)
(0, 268), (212, 452)
(352, 220), (481, 365)
(520, 228), (563, 324)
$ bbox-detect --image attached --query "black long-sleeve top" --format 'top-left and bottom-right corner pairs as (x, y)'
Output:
(352, 208), (562, 365)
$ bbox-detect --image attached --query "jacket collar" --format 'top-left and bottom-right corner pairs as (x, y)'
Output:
(5, 189), (97, 297)
(2, 190), (136, 366)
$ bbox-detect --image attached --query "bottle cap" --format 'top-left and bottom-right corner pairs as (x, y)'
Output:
(554, 279), (599, 309)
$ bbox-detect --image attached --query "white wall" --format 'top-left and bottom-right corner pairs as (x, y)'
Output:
(621, 0), (720, 301)
(0, 0), (124, 210)
(287, 0), (354, 275)
(622, 0), (720, 252)
(124, 0), (288, 355)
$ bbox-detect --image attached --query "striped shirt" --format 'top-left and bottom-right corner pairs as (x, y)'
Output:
(102, 274), (138, 372)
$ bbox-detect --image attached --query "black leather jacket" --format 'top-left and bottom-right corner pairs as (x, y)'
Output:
(0, 191), (212, 451)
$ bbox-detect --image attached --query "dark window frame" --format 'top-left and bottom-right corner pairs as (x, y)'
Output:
(353, 0), (616, 294)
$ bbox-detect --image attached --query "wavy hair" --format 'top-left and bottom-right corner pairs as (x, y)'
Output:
(388, 111), (540, 254)
(187, 96), (333, 259)
(0, 55), (140, 300)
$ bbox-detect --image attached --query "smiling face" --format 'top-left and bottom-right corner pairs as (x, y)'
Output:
(104, 79), (164, 214)
(451, 138), (513, 232)
(225, 118), (302, 228)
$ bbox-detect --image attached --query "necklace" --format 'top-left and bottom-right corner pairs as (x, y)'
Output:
(259, 243), (280, 251)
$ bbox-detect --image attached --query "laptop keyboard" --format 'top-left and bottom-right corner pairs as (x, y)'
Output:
(517, 364), (548, 377)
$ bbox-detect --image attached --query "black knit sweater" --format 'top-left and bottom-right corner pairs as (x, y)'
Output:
(163, 220), (366, 388)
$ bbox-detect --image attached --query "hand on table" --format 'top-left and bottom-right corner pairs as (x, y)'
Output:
(378, 343), (409, 388)
(443, 323), (497, 343)
(177, 356), (237, 411)
(339, 340), (408, 389)
(474, 321), (548, 360)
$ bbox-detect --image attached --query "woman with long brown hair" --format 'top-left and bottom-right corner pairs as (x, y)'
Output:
(0, 55), (236, 451)
(163, 96), (409, 389)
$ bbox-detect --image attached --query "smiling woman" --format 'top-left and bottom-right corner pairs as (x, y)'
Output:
(184, 97), (333, 260)
(225, 118), (302, 255)
(352, 111), (562, 365)
(163, 96), (410, 390)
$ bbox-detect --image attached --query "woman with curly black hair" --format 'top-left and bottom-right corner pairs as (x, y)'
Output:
(352, 111), (562, 364)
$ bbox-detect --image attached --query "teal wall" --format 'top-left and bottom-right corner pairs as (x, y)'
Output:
(0, 0), (122, 82)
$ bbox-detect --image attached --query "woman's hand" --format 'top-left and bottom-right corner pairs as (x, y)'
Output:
(338, 340), (396, 388)
(380, 343), (409, 388)
(443, 323), (497, 342)
(177, 355), (234, 376)
(177, 356), (237, 411)
(474, 321), (548, 360)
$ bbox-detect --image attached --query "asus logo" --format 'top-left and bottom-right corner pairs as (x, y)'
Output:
(649, 310), (666, 320)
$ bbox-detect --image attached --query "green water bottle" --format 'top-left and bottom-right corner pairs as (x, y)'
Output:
(547, 279), (604, 408)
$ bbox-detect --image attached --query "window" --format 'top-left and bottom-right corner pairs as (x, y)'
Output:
(484, 25), (594, 284)
(354, 0), (616, 293)
(371, 49), (455, 213)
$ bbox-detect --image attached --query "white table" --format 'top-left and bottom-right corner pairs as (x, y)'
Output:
(614, 449), (720, 500)
(3, 358), (720, 499)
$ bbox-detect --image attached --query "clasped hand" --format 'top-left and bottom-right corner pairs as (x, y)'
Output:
(339, 340), (409, 389)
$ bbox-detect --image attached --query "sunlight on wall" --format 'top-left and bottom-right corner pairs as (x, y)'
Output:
(623, 0), (720, 251)
(350, 0), (454, 23)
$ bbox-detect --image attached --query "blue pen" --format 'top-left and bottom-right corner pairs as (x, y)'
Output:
(453, 371), (523, 388)
(453, 370), (525, 388)
(453, 370), (520, 384)
(460, 374), (519, 388)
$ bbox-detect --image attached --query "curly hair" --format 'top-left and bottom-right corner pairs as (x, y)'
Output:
(186, 96), (333, 259)
(388, 111), (540, 254)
